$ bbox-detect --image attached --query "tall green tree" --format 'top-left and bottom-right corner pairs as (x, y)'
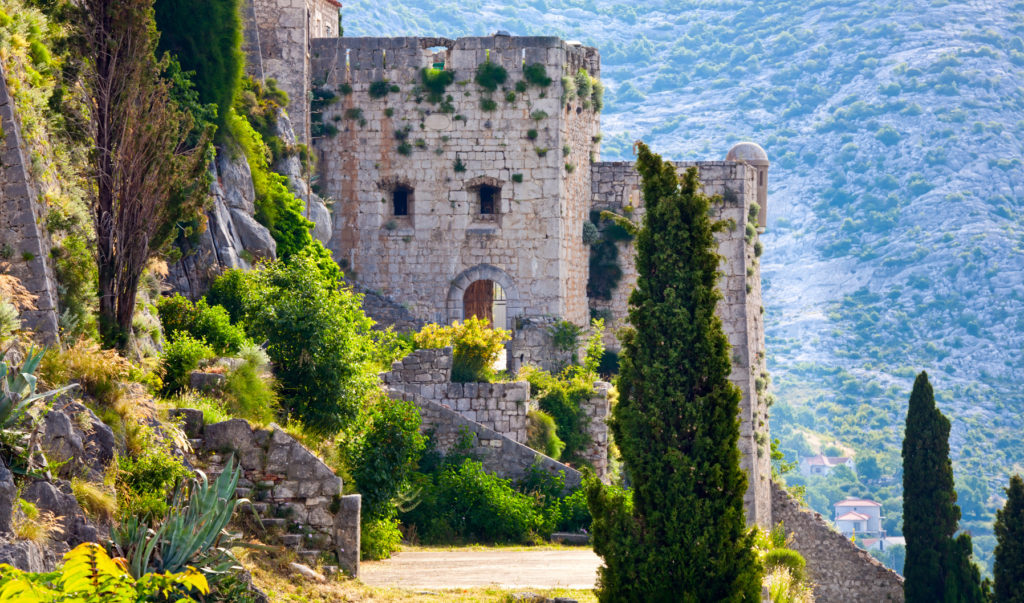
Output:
(80, 0), (210, 349)
(586, 143), (761, 601)
(994, 474), (1024, 602)
(153, 0), (243, 131)
(902, 371), (985, 602)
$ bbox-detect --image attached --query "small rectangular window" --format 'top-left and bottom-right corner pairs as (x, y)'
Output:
(479, 185), (498, 214)
(393, 189), (409, 216)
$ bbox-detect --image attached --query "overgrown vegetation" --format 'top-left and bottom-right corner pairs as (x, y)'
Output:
(587, 143), (762, 600)
(413, 317), (511, 383)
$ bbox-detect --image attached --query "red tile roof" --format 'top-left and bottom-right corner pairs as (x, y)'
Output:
(837, 511), (870, 522)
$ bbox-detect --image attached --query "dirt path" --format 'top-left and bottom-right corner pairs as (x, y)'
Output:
(360, 548), (602, 590)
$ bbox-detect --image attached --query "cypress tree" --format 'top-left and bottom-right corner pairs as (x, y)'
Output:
(586, 143), (761, 602)
(902, 371), (985, 603)
(994, 474), (1024, 602)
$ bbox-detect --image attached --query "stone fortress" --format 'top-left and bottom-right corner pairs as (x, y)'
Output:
(0, 0), (904, 596)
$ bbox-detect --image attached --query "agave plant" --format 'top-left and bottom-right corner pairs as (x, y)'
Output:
(0, 348), (78, 470)
(113, 455), (248, 579)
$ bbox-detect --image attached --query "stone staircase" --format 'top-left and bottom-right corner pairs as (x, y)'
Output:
(175, 413), (361, 576)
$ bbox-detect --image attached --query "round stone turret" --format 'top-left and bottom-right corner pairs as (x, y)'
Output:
(726, 142), (769, 231)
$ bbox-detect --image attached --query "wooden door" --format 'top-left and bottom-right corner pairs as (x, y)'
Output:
(463, 279), (494, 325)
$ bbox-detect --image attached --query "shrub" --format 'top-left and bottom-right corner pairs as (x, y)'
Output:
(521, 366), (594, 466)
(116, 445), (192, 521)
(157, 295), (248, 355)
(368, 80), (390, 98)
(11, 498), (62, 544)
(413, 317), (511, 383)
(762, 548), (807, 582)
(222, 342), (278, 425)
(475, 61), (508, 91)
(401, 459), (544, 543)
(420, 67), (455, 103)
(344, 395), (426, 560)
(170, 390), (232, 425)
(70, 478), (117, 523)
(0, 542), (209, 601)
(556, 487), (592, 533)
(38, 339), (129, 407)
(480, 97), (498, 111)
(160, 332), (215, 396)
(527, 409), (565, 459)
(219, 252), (379, 436)
(361, 515), (403, 561)
(523, 63), (552, 87)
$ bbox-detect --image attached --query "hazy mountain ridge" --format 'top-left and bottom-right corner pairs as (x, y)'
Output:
(343, 0), (1024, 569)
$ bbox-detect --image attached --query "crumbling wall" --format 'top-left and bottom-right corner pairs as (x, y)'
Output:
(590, 160), (771, 527)
(394, 390), (582, 490)
(382, 348), (530, 444)
(309, 36), (601, 326)
(187, 417), (361, 576)
(772, 482), (904, 602)
(0, 62), (59, 342)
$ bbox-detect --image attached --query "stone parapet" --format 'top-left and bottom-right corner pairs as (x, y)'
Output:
(771, 482), (904, 602)
(393, 389), (581, 490)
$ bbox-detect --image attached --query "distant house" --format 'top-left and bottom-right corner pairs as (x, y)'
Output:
(834, 497), (884, 538)
(861, 536), (905, 552)
(800, 454), (855, 477)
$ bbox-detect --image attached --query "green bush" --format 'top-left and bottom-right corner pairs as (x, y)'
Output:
(368, 80), (390, 99)
(522, 366), (594, 466)
(345, 396), (426, 521)
(160, 332), (215, 395)
(413, 317), (511, 383)
(116, 446), (192, 521)
(526, 409), (565, 459)
(556, 487), (592, 533)
(157, 295), (248, 356)
(475, 61), (508, 92)
(212, 251), (378, 436)
(420, 68), (455, 103)
(222, 343), (278, 425)
(762, 547), (807, 582)
(401, 459), (544, 544)
(360, 515), (403, 561)
(523, 63), (552, 87)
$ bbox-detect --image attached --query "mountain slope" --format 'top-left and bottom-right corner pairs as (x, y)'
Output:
(341, 0), (1024, 571)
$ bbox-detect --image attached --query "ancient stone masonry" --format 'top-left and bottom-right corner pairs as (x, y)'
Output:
(382, 348), (531, 444)
(772, 483), (904, 602)
(309, 36), (600, 328)
(180, 415), (361, 576)
(0, 61), (59, 341)
(591, 159), (771, 527)
(381, 347), (613, 483)
(243, 0), (341, 144)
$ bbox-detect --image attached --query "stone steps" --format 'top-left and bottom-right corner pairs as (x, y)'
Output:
(296, 550), (323, 563)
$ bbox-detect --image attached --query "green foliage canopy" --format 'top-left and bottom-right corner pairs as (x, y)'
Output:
(586, 142), (762, 601)
(994, 474), (1024, 602)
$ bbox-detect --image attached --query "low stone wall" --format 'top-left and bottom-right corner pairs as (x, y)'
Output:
(393, 390), (582, 490)
(179, 415), (361, 576)
(383, 348), (531, 444)
(771, 482), (903, 602)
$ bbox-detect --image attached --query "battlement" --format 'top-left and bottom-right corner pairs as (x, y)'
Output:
(310, 35), (599, 79)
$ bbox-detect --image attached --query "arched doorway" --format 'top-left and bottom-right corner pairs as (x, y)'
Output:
(462, 280), (507, 328)
(447, 265), (522, 330)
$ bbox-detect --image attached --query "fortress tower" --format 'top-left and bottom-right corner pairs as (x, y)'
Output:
(304, 34), (771, 527)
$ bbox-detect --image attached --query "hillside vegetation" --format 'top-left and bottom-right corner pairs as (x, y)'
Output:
(341, 0), (1024, 572)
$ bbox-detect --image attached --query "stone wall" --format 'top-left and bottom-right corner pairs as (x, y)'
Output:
(245, 0), (340, 145)
(393, 390), (582, 490)
(772, 482), (904, 602)
(382, 348), (530, 444)
(309, 36), (601, 327)
(580, 382), (610, 479)
(0, 62), (59, 342)
(187, 417), (361, 576)
(591, 159), (771, 527)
